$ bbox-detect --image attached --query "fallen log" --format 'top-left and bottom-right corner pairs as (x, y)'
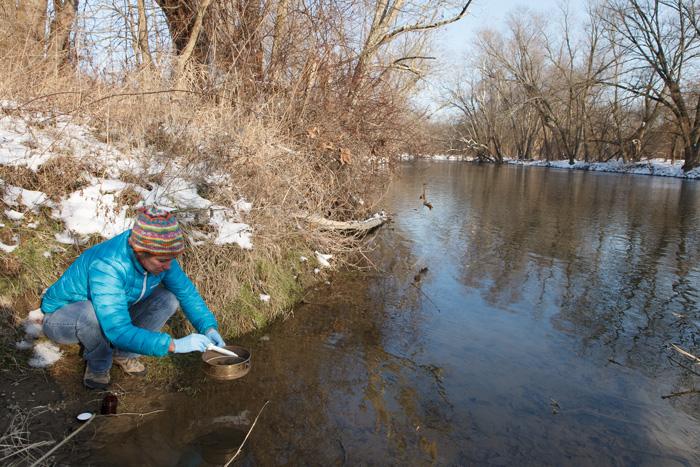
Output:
(294, 212), (388, 232)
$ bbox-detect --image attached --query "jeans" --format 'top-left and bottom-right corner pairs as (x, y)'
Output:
(43, 286), (179, 374)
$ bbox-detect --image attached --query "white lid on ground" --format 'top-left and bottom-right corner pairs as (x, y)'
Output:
(76, 412), (94, 421)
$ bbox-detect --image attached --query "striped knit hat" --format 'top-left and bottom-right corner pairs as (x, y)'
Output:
(130, 206), (185, 256)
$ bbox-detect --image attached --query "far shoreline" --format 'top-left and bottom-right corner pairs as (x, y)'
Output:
(399, 155), (700, 180)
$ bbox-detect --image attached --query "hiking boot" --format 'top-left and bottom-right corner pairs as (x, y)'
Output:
(84, 367), (110, 390)
(113, 357), (147, 377)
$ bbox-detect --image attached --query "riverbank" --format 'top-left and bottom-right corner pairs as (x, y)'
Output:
(0, 88), (389, 463)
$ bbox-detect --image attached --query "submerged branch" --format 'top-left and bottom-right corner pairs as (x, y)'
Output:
(661, 389), (700, 399)
(671, 344), (700, 364)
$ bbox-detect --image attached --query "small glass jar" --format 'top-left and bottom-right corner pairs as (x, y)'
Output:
(100, 393), (118, 415)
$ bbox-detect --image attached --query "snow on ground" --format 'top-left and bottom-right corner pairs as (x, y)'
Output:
(211, 208), (253, 250)
(0, 240), (18, 253)
(2, 183), (54, 211)
(0, 115), (55, 170)
(57, 179), (134, 238)
(5, 209), (24, 221)
(315, 251), (333, 268)
(14, 309), (63, 368)
(28, 341), (63, 368)
(0, 103), (254, 250)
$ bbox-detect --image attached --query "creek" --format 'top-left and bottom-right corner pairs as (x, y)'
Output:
(89, 162), (700, 466)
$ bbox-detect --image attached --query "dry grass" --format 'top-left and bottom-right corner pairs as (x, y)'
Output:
(0, 406), (55, 466)
(0, 45), (400, 334)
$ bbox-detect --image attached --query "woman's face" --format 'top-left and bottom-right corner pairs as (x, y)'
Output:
(137, 253), (176, 275)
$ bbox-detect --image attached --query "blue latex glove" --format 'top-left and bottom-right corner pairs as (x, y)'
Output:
(172, 333), (211, 353)
(205, 329), (226, 347)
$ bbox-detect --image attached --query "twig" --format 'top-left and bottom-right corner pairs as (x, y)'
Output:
(223, 401), (270, 467)
(671, 344), (700, 364)
(29, 415), (96, 467)
(661, 389), (699, 399)
(668, 356), (700, 377)
(409, 282), (443, 313)
(103, 410), (165, 417)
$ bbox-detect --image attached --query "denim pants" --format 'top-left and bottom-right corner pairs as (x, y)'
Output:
(43, 286), (179, 374)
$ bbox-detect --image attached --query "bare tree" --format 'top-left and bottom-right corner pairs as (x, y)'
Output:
(48, 0), (79, 64)
(603, 0), (700, 171)
(347, 0), (473, 100)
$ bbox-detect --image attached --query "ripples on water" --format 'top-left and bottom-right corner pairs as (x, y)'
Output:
(90, 163), (700, 466)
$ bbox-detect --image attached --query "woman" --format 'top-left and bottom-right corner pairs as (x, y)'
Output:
(41, 206), (226, 389)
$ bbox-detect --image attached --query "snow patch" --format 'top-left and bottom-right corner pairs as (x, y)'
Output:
(2, 183), (53, 211)
(57, 180), (133, 237)
(28, 341), (62, 368)
(28, 308), (43, 321)
(0, 105), (257, 254)
(506, 158), (700, 179)
(0, 241), (18, 253)
(210, 208), (253, 249)
(5, 209), (24, 220)
(24, 319), (43, 339)
(315, 251), (333, 268)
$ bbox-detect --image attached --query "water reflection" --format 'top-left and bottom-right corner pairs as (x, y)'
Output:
(87, 162), (700, 466)
(432, 165), (700, 374)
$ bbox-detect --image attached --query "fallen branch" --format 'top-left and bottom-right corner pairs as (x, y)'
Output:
(293, 212), (387, 233)
(668, 356), (700, 378)
(223, 400), (270, 467)
(661, 389), (700, 399)
(671, 344), (700, 364)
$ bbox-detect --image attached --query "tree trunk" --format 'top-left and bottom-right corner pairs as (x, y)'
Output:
(137, 0), (153, 68)
(268, 0), (290, 82)
(48, 0), (78, 65)
(681, 142), (699, 171)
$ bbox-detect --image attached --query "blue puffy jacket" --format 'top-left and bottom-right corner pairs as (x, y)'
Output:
(41, 230), (218, 356)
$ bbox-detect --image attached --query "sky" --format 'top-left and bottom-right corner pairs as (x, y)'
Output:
(418, 0), (589, 116)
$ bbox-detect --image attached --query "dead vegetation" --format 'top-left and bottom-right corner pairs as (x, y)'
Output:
(0, 402), (61, 467)
(0, 1), (472, 334)
(442, 1), (700, 171)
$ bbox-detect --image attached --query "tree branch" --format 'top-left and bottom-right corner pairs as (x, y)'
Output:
(377, 1), (473, 48)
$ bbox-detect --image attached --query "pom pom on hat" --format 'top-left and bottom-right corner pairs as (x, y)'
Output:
(130, 206), (185, 256)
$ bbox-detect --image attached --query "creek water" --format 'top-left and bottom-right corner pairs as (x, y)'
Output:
(90, 162), (700, 466)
